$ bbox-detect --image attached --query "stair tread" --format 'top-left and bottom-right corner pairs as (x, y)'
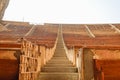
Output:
(44, 63), (73, 67)
(46, 61), (72, 63)
(48, 59), (70, 61)
(40, 72), (78, 74)
(45, 64), (73, 65)
(41, 66), (77, 68)
(49, 59), (70, 61)
(44, 64), (73, 67)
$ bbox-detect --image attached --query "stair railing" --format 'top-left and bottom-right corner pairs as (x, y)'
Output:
(45, 25), (59, 62)
(19, 26), (59, 80)
(60, 25), (83, 80)
(39, 26), (59, 67)
(60, 24), (76, 66)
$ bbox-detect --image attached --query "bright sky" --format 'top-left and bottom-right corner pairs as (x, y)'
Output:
(3, 0), (120, 24)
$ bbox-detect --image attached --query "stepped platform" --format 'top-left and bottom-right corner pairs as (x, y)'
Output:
(38, 27), (79, 80)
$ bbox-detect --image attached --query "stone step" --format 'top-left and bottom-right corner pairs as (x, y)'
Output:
(55, 49), (65, 51)
(56, 44), (63, 45)
(44, 64), (73, 67)
(41, 67), (78, 72)
(49, 60), (70, 63)
(54, 50), (65, 52)
(55, 47), (64, 48)
(57, 42), (63, 43)
(55, 50), (65, 51)
(47, 60), (71, 64)
(56, 45), (64, 46)
(50, 58), (69, 61)
(54, 53), (66, 55)
(53, 54), (66, 56)
(39, 73), (79, 80)
(54, 52), (66, 53)
(54, 52), (66, 54)
(56, 48), (64, 50)
(52, 56), (68, 60)
(55, 50), (66, 52)
(56, 43), (64, 45)
(46, 62), (73, 65)
(56, 46), (64, 47)
(53, 54), (66, 57)
(51, 58), (68, 61)
(57, 41), (62, 42)
(50, 58), (69, 62)
(53, 55), (67, 57)
(52, 57), (67, 59)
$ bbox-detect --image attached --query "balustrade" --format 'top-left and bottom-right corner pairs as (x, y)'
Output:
(19, 39), (40, 80)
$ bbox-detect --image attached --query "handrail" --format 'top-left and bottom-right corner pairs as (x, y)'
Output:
(61, 24), (82, 80)
(43, 25), (59, 63)
(60, 24), (76, 65)
(19, 26), (63, 80)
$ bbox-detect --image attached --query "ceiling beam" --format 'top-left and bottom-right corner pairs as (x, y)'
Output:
(109, 24), (120, 33)
(85, 25), (95, 38)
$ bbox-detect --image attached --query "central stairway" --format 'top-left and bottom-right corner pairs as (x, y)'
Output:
(38, 28), (79, 80)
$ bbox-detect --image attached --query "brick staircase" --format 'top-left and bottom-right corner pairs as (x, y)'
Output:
(38, 28), (79, 80)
